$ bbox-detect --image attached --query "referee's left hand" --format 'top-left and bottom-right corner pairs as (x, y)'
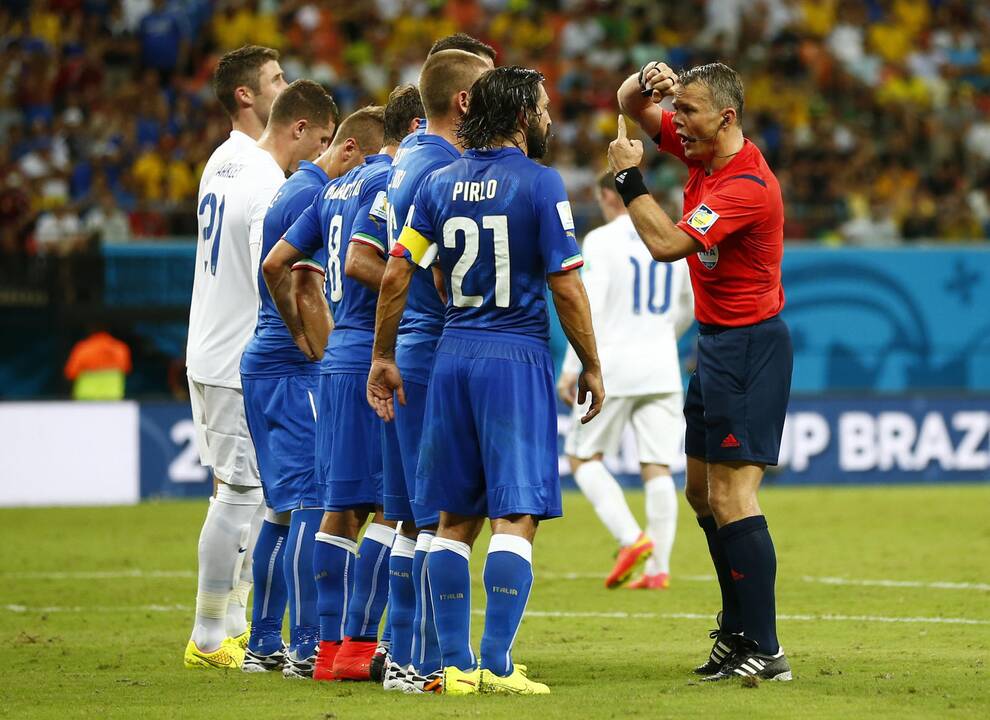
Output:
(608, 115), (643, 174)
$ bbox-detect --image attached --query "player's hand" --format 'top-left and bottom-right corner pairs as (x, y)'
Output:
(291, 329), (318, 361)
(577, 368), (605, 424)
(608, 115), (644, 174)
(642, 62), (679, 104)
(556, 371), (578, 405)
(367, 359), (406, 422)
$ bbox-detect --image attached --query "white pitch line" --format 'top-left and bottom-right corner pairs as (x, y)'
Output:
(3, 603), (987, 626)
(542, 572), (990, 593)
(5, 569), (989, 593)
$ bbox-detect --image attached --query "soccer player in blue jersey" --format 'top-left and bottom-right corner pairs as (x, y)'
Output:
(241, 95), (393, 677)
(368, 67), (605, 695)
(377, 49), (492, 695)
(263, 88), (424, 682)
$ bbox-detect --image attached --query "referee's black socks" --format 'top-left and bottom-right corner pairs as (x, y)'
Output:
(697, 515), (742, 635)
(718, 515), (781, 655)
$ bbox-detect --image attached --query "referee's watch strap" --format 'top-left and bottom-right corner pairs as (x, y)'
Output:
(614, 167), (649, 206)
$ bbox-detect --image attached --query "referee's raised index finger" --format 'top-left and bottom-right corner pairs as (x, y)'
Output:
(617, 115), (627, 140)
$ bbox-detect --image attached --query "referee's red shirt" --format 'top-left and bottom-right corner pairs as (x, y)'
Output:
(656, 110), (785, 327)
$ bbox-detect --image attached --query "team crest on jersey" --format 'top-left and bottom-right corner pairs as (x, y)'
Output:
(557, 200), (577, 240)
(687, 203), (719, 235)
(697, 246), (719, 269)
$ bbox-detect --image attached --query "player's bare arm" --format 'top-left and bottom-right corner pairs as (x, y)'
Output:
(548, 270), (604, 424)
(292, 262), (332, 360)
(616, 62), (679, 139)
(367, 256), (415, 421)
(344, 242), (386, 291)
(608, 116), (701, 262)
(261, 238), (318, 360)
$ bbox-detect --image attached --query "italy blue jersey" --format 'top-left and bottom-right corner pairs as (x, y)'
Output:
(240, 161), (328, 378)
(385, 133), (459, 383)
(395, 146), (583, 341)
(283, 154), (391, 374)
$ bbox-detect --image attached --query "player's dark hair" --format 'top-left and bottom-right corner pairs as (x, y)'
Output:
(383, 85), (424, 145)
(213, 45), (280, 117)
(597, 170), (616, 192)
(333, 105), (385, 153)
(268, 79), (338, 129)
(428, 33), (496, 64)
(419, 50), (490, 120)
(679, 62), (744, 119)
(458, 66), (544, 150)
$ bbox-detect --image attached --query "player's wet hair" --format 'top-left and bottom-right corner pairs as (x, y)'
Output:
(268, 79), (339, 130)
(428, 33), (496, 64)
(383, 85), (424, 145)
(679, 62), (744, 119)
(213, 45), (280, 117)
(332, 105), (385, 153)
(419, 50), (490, 121)
(458, 66), (544, 150)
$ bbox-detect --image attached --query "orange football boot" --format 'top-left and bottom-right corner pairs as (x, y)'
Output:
(312, 640), (342, 682)
(626, 572), (670, 590)
(331, 637), (378, 680)
(605, 533), (654, 588)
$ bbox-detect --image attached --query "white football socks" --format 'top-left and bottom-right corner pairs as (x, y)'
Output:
(225, 499), (265, 638)
(191, 483), (263, 651)
(573, 460), (642, 547)
(643, 475), (678, 576)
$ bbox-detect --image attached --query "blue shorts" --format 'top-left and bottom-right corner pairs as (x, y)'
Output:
(415, 331), (562, 521)
(242, 374), (321, 513)
(382, 379), (439, 527)
(684, 315), (793, 465)
(316, 372), (383, 511)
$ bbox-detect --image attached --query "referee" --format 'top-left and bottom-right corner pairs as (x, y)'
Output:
(610, 61), (793, 682)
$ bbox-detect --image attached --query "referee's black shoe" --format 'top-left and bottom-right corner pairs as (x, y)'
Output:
(702, 635), (792, 682)
(693, 612), (737, 675)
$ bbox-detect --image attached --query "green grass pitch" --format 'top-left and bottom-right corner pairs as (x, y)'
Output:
(2, 485), (988, 719)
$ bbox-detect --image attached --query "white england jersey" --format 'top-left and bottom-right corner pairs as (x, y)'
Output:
(198, 130), (255, 197)
(186, 143), (286, 388)
(563, 213), (694, 396)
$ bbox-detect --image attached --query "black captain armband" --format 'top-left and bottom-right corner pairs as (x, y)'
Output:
(614, 167), (649, 206)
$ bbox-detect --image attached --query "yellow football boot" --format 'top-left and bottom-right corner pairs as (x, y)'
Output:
(183, 638), (245, 669)
(442, 665), (482, 695)
(479, 666), (550, 695)
(229, 622), (251, 651)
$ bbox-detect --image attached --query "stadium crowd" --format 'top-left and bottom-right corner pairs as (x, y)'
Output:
(2, 0), (989, 256)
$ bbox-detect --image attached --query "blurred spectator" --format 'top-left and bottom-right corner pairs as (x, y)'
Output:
(64, 327), (132, 400)
(0, 0), (988, 244)
(84, 191), (131, 243)
(34, 202), (84, 254)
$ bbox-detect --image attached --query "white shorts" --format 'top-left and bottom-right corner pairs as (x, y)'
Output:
(565, 392), (684, 466)
(188, 378), (260, 486)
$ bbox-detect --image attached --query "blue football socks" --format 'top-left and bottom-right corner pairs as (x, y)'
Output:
(283, 508), (322, 658)
(411, 531), (442, 674)
(387, 533), (417, 667)
(344, 523), (394, 641)
(719, 515), (780, 654)
(427, 537), (474, 671)
(313, 532), (355, 642)
(248, 517), (288, 655)
(480, 534), (534, 676)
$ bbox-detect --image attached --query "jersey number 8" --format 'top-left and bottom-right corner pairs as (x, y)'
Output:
(326, 215), (344, 303)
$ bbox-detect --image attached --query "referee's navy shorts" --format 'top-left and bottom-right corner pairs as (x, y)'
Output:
(684, 314), (792, 465)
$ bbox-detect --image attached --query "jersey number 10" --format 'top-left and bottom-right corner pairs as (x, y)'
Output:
(629, 257), (672, 315)
(198, 192), (226, 276)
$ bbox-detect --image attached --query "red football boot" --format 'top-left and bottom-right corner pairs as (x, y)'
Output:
(604, 533), (654, 588)
(626, 572), (670, 590)
(331, 637), (378, 681)
(312, 640), (342, 682)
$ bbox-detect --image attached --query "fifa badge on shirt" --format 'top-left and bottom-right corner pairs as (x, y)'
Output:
(687, 203), (719, 235)
(697, 246), (719, 269)
(556, 200), (577, 240)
